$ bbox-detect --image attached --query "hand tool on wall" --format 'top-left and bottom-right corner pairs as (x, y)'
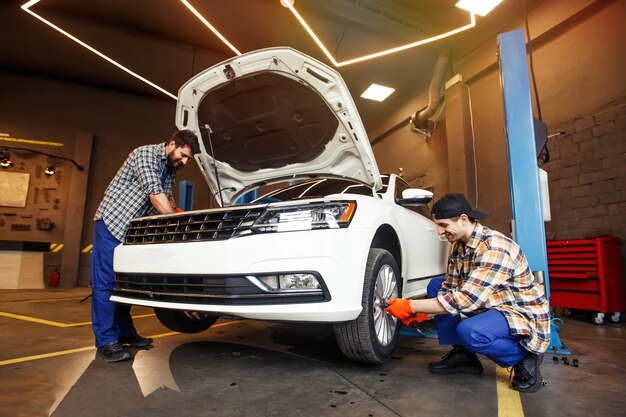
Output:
(42, 187), (57, 203)
(36, 217), (55, 231)
(11, 224), (31, 231)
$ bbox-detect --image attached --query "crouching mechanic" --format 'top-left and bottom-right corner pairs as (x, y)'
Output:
(91, 130), (200, 362)
(386, 193), (550, 392)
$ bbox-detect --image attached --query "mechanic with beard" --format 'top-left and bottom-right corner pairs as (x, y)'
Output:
(386, 193), (550, 393)
(91, 129), (200, 362)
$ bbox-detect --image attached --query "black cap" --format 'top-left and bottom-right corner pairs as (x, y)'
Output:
(431, 193), (488, 220)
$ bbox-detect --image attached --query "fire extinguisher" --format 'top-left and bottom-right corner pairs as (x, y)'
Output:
(50, 268), (60, 287)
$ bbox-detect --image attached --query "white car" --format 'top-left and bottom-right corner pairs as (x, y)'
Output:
(111, 47), (448, 363)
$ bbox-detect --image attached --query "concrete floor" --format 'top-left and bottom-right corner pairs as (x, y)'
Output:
(1, 288), (625, 417)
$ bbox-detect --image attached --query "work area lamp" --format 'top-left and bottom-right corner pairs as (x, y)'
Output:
(0, 149), (13, 169)
(44, 165), (56, 176)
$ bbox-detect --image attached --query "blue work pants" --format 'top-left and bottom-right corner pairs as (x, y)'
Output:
(91, 220), (136, 348)
(428, 277), (527, 367)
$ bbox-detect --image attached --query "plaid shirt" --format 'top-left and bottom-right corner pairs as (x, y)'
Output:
(437, 223), (551, 354)
(94, 143), (175, 241)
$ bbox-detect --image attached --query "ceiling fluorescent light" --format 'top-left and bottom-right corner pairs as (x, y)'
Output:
(21, 0), (177, 100)
(455, 0), (504, 17)
(179, 0), (241, 56)
(361, 84), (395, 102)
(285, 3), (475, 67)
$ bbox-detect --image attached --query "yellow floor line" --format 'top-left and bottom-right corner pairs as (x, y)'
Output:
(0, 320), (240, 367)
(0, 311), (155, 328)
(0, 346), (97, 366)
(496, 366), (524, 417)
(11, 297), (89, 303)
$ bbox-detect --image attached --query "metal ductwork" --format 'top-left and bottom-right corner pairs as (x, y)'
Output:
(410, 53), (449, 138)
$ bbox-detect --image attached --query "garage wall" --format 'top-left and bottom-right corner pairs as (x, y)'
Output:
(0, 71), (213, 286)
(372, 0), (626, 252)
(371, 120), (450, 200)
(545, 97), (626, 242)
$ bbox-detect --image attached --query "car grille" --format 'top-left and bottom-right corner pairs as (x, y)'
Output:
(124, 206), (266, 244)
(114, 274), (329, 305)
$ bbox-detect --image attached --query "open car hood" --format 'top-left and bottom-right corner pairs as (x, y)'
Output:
(175, 47), (382, 206)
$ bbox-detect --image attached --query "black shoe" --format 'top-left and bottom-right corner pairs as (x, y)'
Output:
(96, 341), (131, 363)
(512, 352), (543, 393)
(119, 334), (153, 348)
(428, 346), (484, 375)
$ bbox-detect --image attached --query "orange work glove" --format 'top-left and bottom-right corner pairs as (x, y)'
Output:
(401, 313), (430, 327)
(385, 298), (414, 320)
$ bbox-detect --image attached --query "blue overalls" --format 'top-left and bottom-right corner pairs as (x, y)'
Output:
(427, 277), (528, 367)
(91, 220), (137, 348)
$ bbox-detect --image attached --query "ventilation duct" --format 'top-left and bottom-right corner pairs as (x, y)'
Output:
(410, 53), (449, 139)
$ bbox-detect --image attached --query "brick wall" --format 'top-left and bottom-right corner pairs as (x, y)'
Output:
(544, 97), (626, 261)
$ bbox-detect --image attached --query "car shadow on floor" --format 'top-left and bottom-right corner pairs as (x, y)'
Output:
(52, 340), (398, 417)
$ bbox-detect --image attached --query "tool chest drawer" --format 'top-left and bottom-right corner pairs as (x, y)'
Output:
(547, 236), (625, 314)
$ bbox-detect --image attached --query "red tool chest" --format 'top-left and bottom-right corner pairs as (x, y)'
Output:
(547, 236), (625, 318)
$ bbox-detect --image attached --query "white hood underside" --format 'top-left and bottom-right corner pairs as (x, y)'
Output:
(175, 47), (381, 206)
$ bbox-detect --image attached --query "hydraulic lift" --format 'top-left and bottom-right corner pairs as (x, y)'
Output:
(402, 29), (570, 356)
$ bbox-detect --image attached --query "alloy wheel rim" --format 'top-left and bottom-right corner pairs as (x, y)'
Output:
(373, 264), (398, 346)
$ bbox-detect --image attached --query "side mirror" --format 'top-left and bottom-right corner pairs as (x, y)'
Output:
(397, 188), (433, 206)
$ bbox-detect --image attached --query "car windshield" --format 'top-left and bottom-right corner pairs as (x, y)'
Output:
(251, 177), (375, 202)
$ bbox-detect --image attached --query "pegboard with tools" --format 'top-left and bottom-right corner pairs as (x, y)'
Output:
(0, 146), (74, 243)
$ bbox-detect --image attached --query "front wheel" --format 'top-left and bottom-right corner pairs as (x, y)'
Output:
(333, 248), (400, 363)
(154, 308), (219, 333)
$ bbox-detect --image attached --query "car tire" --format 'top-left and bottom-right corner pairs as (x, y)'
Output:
(333, 248), (400, 363)
(154, 308), (219, 333)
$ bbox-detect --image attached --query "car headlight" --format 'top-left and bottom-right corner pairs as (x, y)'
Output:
(252, 201), (356, 233)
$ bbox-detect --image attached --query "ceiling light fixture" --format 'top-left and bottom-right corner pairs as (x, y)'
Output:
(455, 0), (504, 17)
(361, 84), (396, 102)
(21, 0), (177, 100)
(179, 0), (242, 56)
(282, 2), (476, 67)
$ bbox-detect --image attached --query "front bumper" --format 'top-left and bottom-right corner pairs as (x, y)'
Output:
(114, 272), (330, 305)
(111, 227), (373, 322)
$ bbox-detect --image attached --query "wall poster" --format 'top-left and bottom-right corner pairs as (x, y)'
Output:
(0, 171), (30, 207)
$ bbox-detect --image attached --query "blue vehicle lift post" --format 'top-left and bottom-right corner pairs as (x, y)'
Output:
(401, 30), (570, 355)
(498, 29), (569, 355)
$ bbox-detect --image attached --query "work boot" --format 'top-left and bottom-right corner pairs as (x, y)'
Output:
(512, 352), (543, 393)
(428, 345), (484, 375)
(119, 334), (153, 348)
(96, 341), (131, 363)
